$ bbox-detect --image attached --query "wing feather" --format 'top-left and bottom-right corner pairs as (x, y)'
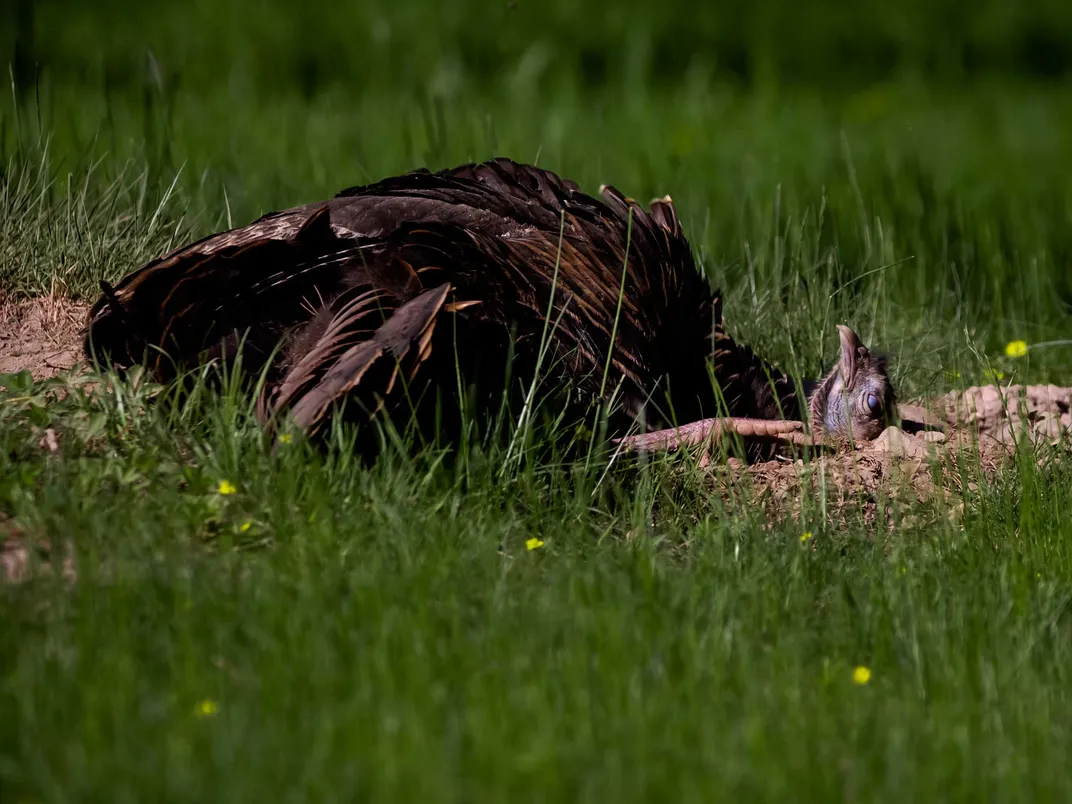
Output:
(280, 283), (452, 434)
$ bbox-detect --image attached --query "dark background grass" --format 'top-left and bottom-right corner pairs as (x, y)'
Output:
(9, 0), (1072, 97)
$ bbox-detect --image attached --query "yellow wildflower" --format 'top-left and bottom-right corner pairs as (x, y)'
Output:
(983, 368), (1005, 382)
(526, 538), (545, 551)
(278, 434), (293, 444)
(240, 521), (252, 533)
(194, 699), (218, 718)
(1004, 340), (1028, 359)
(217, 480), (237, 495)
(852, 666), (872, 685)
(800, 531), (814, 543)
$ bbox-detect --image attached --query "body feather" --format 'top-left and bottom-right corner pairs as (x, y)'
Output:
(85, 158), (828, 446)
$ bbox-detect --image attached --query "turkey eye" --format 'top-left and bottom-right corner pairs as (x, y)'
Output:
(865, 392), (882, 415)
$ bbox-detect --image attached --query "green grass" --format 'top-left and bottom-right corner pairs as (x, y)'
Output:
(4, 366), (1072, 801)
(4, 0), (1072, 800)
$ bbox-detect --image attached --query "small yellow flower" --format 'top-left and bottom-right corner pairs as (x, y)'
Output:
(240, 521), (252, 533)
(852, 666), (872, 685)
(800, 531), (813, 543)
(898, 566), (907, 576)
(217, 480), (237, 495)
(526, 538), (545, 551)
(1005, 340), (1028, 359)
(194, 699), (218, 718)
(983, 367), (1005, 382)
(278, 434), (293, 444)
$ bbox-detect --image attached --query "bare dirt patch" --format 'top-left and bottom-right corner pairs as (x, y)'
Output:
(0, 294), (90, 381)
(938, 384), (1072, 445)
(710, 385), (1071, 528)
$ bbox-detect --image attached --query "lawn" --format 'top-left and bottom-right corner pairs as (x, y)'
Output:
(3, 1), (1072, 800)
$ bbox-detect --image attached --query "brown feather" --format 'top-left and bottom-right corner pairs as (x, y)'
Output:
(285, 283), (450, 434)
(84, 157), (894, 452)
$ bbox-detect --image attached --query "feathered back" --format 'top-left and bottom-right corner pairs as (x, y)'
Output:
(84, 158), (804, 438)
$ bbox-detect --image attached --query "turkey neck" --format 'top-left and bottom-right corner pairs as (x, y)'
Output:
(801, 375), (833, 432)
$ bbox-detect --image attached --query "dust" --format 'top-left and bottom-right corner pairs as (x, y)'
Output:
(0, 294), (90, 381)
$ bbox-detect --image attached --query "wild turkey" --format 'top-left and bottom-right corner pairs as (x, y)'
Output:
(83, 157), (895, 457)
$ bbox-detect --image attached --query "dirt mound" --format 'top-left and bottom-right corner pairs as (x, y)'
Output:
(710, 386), (1070, 529)
(0, 294), (90, 381)
(939, 384), (1072, 445)
(722, 426), (1006, 529)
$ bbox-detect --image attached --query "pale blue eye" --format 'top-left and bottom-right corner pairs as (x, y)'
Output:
(866, 392), (882, 415)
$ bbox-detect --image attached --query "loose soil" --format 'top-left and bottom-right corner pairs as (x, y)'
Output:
(0, 294), (90, 381)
